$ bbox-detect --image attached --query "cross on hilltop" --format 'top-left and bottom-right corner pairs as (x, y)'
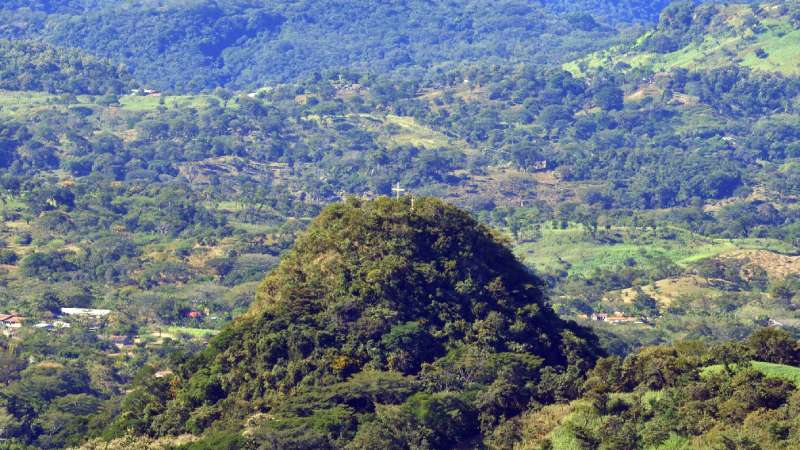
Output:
(391, 182), (416, 210)
(391, 182), (406, 199)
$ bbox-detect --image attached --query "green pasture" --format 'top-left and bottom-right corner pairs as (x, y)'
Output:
(702, 361), (800, 385)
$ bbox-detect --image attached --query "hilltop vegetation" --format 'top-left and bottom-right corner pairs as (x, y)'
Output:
(102, 198), (602, 448)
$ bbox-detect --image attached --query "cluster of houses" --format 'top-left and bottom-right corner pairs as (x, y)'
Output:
(586, 311), (645, 325)
(1, 308), (111, 337)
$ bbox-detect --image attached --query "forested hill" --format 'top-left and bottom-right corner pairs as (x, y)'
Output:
(542, 0), (673, 23)
(0, 40), (134, 95)
(105, 198), (603, 447)
(0, 0), (667, 91)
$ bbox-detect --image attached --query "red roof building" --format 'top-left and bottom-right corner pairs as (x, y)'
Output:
(185, 310), (203, 319)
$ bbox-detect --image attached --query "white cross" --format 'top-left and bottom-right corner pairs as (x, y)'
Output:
(391, 182), (406, 199)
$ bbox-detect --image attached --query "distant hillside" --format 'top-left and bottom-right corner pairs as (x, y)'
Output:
(0, 0), (671, 91)
(106, 198), (603, 448)
(544, 0), (673, 23)
(0, 40), (134, 94)
(566, 1), (800, 76)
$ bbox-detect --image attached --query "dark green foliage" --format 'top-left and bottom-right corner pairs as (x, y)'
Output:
(0, 40), (133, 94)
(593, 83), (624, 111)
(176, 429), (245, 450)
(115, 198), (603, 446)
(20, 251), (77, 280)
(0, 248), (17, 264)
(0, 359), (107, 449)
(0, 0), (636, 91)
(1, 1), (800, 448)
(567, 336), (800, 449)
(746, 328), (800, 366)
(642, 1), (718, 54)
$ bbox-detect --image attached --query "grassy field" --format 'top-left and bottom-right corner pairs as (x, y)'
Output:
(515, 220), (795, 279)
(208, 201), (247, 213)
(547, 400), (602, 450)
(0, 196), (27, 214)
(564, 6), (800, 77)
(702, 361), (800, 385)
(0, 90), (55, 107)
(0, 90), (222, 116)
(353, 113), (462, 151)
(522, 392), (684, 450)
(515, 223), (735, 278)
(119, 94), (219, 111)
(165, 325), (219, 337)
(382, 114), (452, 148)
(142, 325), (219, 340)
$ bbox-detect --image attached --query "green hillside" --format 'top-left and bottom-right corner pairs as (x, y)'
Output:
(566, 2), (800, 76)
(515, 330), (800, 450)
(0, 0), (703, 92)
(2, 1), (800, 448)
(702, 360), (800, 385)
(0, 0), (648, 91)
(106, 198), (603, 448)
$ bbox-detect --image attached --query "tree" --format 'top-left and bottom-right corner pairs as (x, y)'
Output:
(594, 84), (624, 111)
(0, 407), (22, 440)
(746, 328), (800, 365)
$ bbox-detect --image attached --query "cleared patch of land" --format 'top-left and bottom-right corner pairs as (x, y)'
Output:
(515, 223), (740, 278)
(565, 5), (800, 77)
(702, 361), (800, 385)
(353, 113), (463, 150)
(605, 275), (730, 307)
(721, 249), (800, 281)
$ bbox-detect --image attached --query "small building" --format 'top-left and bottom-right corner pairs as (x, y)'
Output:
(530, 160), (548, 171)
(591, 312), (640, 324)
(102, 335), (134, 349)
(605, 315), (639, 324)
(130, 88), (161, 97)
(61, 308), (112, 318)
(768, 318), (784, 328)
(154, 369), (174, 378)
(268, 162), (290, 175)
(0, 313), (24, 328)
(33, 320), (71, 330)
(185, 310), (203, 319)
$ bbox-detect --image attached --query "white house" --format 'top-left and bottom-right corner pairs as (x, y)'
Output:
(61, 308), (112, 318)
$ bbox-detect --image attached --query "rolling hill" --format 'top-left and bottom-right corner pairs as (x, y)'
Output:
(106, 197), (604, 448)
(0, 0), (671, 91)
(566, 1), (800, 76)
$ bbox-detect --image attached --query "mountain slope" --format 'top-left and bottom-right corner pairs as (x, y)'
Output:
(566, 1), (800, 77)
(108, 197), (603, 447)
(0, 0), (657, 91)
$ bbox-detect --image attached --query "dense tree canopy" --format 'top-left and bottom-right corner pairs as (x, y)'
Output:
(0, 0), (650, 91)
(109, 198), (603, 447)
(0, 40), (133, 94)
(1, 1), (800, 448)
